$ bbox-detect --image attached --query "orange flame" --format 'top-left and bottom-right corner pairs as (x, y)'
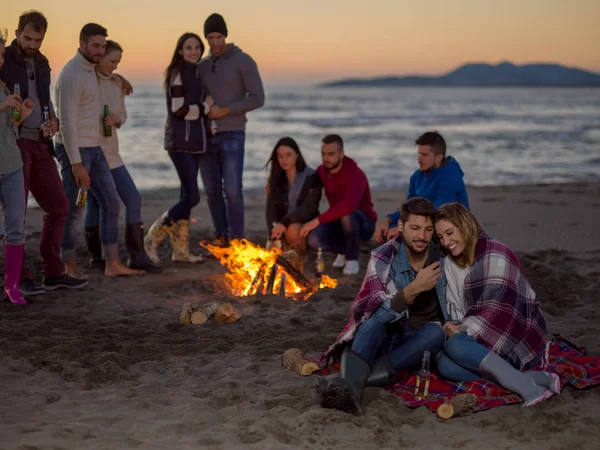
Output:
(201, 239), (337, 301)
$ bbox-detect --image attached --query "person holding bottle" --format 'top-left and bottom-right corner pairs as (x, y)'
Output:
(82, 40), (161, 273)
(144, 33), (212, 264)
(0, 31), (35, 304)
(264, 136), (322, 272)
(0, 11), (87, 294)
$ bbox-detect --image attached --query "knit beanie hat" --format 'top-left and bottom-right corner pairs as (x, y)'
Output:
(204, 13), (228, 37)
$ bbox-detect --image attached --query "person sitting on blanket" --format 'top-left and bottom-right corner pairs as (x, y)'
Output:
(316, 197), (448, 414)
(433, 203), (560, 406)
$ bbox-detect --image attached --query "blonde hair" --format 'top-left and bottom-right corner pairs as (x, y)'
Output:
(435, 203), (482, 268)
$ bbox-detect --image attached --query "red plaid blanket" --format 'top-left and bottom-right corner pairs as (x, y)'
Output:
(317, 336), (600, 413)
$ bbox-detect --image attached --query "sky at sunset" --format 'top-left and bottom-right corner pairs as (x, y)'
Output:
(3, 0), (599, 86)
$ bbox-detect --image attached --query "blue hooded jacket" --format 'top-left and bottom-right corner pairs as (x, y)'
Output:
(387, 156), (469, 223)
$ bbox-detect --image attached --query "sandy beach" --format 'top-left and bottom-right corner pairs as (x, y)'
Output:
(1, 181), (599, 450)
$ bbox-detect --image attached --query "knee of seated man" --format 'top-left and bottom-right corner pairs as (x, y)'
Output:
(444, 332), (474, 360)
(339, 213), (355, 228)
(422, 322), (446, 351)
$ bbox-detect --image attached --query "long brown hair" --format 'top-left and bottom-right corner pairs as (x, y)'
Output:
(163, 33), (204, 91)
(265, 137), (307, 196)
(435, 203), (482, 268)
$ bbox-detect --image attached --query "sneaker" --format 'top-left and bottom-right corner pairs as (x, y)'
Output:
(19, 278), (47, 296)
(42, 274), (89, 291)
(343, 260), (360, 275)
(332, 254), (346, 268)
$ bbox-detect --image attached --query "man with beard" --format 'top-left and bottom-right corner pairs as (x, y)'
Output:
(54, 23), (142, 279)
(374, 131), (470, 243)
(316, 197), (447, 414)
(300, 134), (376, 275)
(0, 10), (86, 294)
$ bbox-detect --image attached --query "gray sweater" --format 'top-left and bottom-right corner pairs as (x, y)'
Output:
(197, 44), (265, 131)
(0, 85), (24, 176)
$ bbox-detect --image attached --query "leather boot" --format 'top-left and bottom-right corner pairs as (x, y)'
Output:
(4, 243), (27, 305)
(126, 223), (163, 273)
(144, 211), (175, 264)
(317, 349), (370, 414)
(84, 226), (105, 270)
(170, 219), (204, 263)
(366, 355), (397, 387)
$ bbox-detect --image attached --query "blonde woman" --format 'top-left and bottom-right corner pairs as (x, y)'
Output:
(84, 40), (161, 273)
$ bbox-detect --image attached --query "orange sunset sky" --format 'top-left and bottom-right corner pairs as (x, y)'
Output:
(3, 0), (600, 86)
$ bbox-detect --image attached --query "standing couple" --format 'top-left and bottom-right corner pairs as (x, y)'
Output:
(144, 13), (265, 262)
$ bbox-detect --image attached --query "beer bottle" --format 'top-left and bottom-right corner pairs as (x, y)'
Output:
(103, 104), (112, 137)
(315, 247), (325, 278)
(41, 106), (50, 138)
(12, 84), (21, 123)
(76, 187), (88, 208)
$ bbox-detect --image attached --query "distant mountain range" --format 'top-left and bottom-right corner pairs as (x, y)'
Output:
(318, 62), (600, 87)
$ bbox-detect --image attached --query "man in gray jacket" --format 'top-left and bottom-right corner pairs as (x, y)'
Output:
(197, 13), (265, 245)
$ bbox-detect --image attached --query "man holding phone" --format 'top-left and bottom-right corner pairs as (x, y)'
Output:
(317, 197), (448, 414)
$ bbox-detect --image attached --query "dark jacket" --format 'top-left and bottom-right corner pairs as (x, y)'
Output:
(164, 62), (208, 153)
(0, 40), (54, 152)
(266, 169), (322, 233)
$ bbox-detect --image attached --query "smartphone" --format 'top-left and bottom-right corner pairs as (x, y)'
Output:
(427, 241), (441, 266)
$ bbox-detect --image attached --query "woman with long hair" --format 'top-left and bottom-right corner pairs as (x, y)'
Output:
(265, 136), (322, 270)
(0, 32), (34, 304)
(434, 203), (560, 406)
(84, 40), (160, 273)
(144, 33), (212, 263)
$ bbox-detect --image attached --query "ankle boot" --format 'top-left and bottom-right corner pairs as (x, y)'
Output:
(4, 243), (27, 305)
(170, 219), (204, 263)
(144, 211), (175, 264)
(317, 349), (370, 414)
(479, 351), (553, 407)
(126, 223), (163, 273)
(84, 226), (105, 270)
(366, 355), (397, 387)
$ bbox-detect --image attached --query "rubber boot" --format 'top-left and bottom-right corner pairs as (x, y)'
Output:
(366, 355), (397, 387)
(317, 349), (370, 414)
(144, 212), (175, 264)
(84, 226), (105, 270)
(479, 351), (554, 407)
(170, 219), (204, 263)
(4, 243), (27, 305)
(126, 223), (163, 273)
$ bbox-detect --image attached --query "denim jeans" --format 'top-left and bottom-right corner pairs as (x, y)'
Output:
(168, 151), (201, 222)
(0, 169), (26, 246)
(307, 210), (375, 260)
(351, 306), (446, 371)
(85, 165), (142, 226)
(199, 130), (245, 238)
(436, 332), (544, 382)
(55, 144), (120, 262)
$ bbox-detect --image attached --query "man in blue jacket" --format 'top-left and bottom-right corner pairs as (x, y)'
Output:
(375, 131), (469, 243)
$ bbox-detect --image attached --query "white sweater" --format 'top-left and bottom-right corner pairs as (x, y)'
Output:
(97, 72), (126, 169)
(54, 51), (101, 164)
(444, 257), (471, 321)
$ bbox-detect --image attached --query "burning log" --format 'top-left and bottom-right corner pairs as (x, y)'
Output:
(249, 263), (268, 296)
(436, 394), (478, 419)
(265, 264), (279, 294)
(215, 302), (242, 324)
(275, 254), (316, 294)
(278, 273), (287, 297)
(282, 348), (320, 376)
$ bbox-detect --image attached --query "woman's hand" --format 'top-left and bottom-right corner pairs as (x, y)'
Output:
(0, 94), (21, 112)
(20, 99), (35, 121)
(104, 113), (122, 127)
(205, 96), (214, 107)
(443, 322), (461, 338)
(271, 223), (286, 239)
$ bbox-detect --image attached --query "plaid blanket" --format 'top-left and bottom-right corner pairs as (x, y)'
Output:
(317, 335), (600, 413)
(457, 234), (548, 370)
(318, 237), (408, 367)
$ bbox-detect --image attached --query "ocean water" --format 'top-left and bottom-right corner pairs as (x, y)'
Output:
(115, 86), (600, 192)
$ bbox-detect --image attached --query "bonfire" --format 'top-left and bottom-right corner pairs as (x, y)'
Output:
(201, 239), (337, 301)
